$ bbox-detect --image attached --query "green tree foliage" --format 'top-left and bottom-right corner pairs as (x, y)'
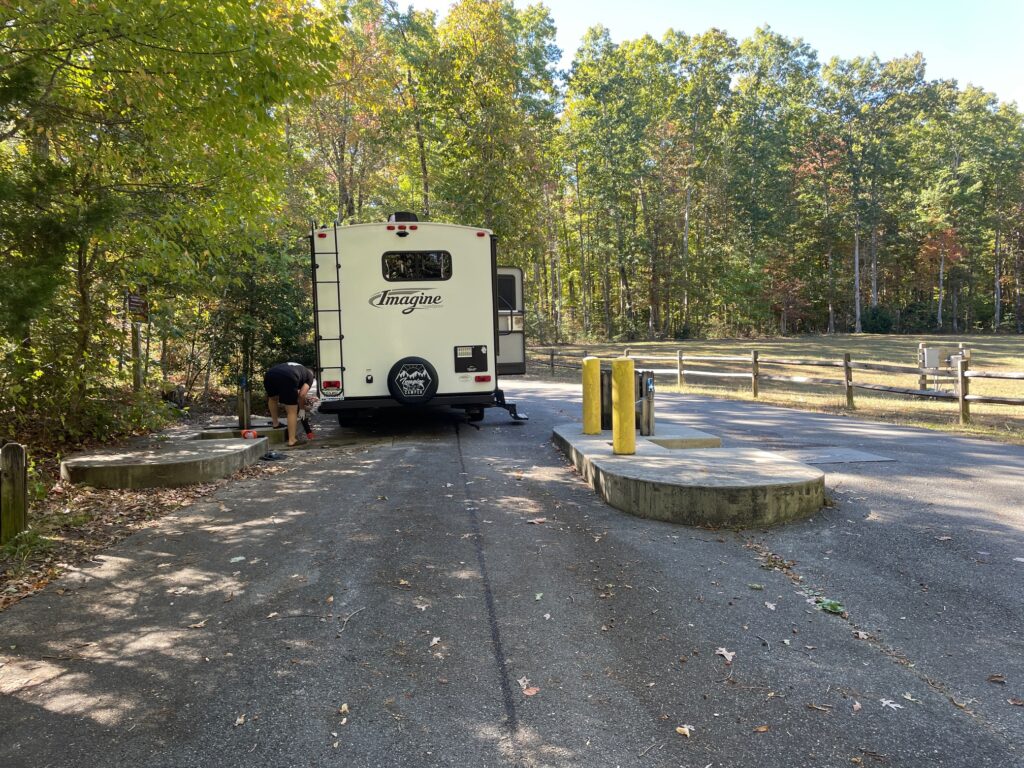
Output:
(3, 1), (1023, 446)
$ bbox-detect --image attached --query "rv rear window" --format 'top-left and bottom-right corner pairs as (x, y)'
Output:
(382, 251), (452, 281)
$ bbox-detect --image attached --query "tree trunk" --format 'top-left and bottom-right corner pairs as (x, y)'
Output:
(679, 185), (692, 335)
(937, 249), (945, 330)
(406, 72), (431, 219)
(952, 284), (959, 334)
(870, 225), (879, 308)
(1015, 236), (1022, 333)
(827, 249), (836, 334)
(993, 226), (1002, 331)
(854, 225), (862, 333)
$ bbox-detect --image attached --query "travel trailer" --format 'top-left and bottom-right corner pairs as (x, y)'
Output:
(310, 213), (527, 423)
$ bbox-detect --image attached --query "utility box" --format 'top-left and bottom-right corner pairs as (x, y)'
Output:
(918, 345), (966, 370)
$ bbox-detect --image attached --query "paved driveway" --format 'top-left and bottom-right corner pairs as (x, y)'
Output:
(1, 380), (1021, 767)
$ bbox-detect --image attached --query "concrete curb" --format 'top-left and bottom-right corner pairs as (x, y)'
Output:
(60, 438), (268, 489)
(199, 428), (287, 445)
(553, 423), (823, 527)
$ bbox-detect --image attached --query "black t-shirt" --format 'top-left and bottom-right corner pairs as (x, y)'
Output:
(267, 362), (315, 389)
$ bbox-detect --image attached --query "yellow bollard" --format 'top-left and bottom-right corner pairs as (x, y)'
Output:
(582, 357), (601, 434)
(611, 357), (635, 455)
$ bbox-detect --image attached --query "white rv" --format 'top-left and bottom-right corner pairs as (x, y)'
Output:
(310, 213), (527, 423)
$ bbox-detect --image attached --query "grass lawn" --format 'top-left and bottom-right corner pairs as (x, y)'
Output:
(527, 334), (1024, 445)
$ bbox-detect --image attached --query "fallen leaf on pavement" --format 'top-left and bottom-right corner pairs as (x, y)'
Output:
(806, 703), (833, 712)
(1008, 698), (1024, 706)
(188, 619), (207, 629)
(987, 674), (1006, 684)
(675, 725), (694, 737)
(902, 693), (921, 703)
(266, 612), (279, 619)
(753, 724), (769, 733)
(880, 699), (903, 710)
(429, 637), (441, 647)
(764, 602), (776, 611)
(397, 579), (411, 588)
(748, 583), (764, 591)
(817, 598), (844, 615)
(936, 536), (953, 541)
(339, 703), (350, 715)
(852, 701), (862, 713)
(715, 647), (736, 665)
(853, 631), (869, 640)
(527, 518), (547, 525)
(234, 714), (246, 727)
(523, 686), (540, 696)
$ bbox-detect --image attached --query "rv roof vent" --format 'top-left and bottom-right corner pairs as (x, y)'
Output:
(388, 212), (419, 223)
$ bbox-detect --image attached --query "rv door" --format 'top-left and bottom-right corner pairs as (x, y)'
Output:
(496, 266), (525, 375)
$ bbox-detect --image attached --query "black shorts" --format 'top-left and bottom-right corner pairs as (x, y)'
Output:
(263, 369), (301, 405)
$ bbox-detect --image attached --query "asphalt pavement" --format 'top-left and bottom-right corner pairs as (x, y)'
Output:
(1, 379), (1021, 767)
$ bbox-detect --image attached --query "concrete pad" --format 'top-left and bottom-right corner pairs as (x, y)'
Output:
(60, 438), (268, 489)
(553, 423), (823, 527)
(199, 427), (287, 445)
(779, 447), (893, 465)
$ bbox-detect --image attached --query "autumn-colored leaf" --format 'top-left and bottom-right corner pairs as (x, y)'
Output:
(675, 725), (694, 737)
(753, 724), (769, 733)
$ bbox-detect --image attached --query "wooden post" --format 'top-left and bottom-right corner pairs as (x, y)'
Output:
(131, 321), (143, 392)
(750, 350), (759, 398)
(237, 381), (251, 430)
(548, 348), (554, 375)
(1, 442), (28, 545)
(956, 355), (970, 424)
(843, 353), (855, 409)
(676, 350), (684, 389)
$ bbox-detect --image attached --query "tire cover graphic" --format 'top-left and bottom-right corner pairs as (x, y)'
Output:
(387, 357), (439, 404)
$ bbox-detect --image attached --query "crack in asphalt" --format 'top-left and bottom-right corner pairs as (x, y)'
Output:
(454, 424), (521, 739)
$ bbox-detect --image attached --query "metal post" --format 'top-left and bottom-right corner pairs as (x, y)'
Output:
(1, 442), (28, 545)
(843, 352), (855, 409)
(582, 357), (601, 434)
(600, 369), (612, 431)
(956, 355), (970, 424)
(237, 376), (251, 430)
(918, 342), (927, 391)
(612, 358), (635, 455)
(751, 350), (759, 398)
(639, 370), (655, 436)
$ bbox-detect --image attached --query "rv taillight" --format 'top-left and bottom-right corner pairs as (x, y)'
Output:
(476, 231), (486, 237)
(409, 225), (418, 230)
(317, 233), (327, 238)
(397, 224), (407, 230)
(386, 225), (396, 231)
(323, 380), (341, 389)
(474, 375), (492, 383)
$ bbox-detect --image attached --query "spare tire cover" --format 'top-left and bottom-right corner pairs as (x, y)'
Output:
(387, 357), (440, 404)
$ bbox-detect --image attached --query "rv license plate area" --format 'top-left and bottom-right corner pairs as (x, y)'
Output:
(454, 345), (488, 373)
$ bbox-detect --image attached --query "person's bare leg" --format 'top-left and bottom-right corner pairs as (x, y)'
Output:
(285, 404), (299, 445)
(269, 396), (281, 427)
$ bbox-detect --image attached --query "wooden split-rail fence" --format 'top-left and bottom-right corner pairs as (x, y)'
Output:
(532, 347), (1024, 425)
(0, 441), (28, 545)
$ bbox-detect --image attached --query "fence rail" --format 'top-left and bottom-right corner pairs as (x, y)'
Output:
(528, 347), (1024, 425)
(1, 441), (28, 545)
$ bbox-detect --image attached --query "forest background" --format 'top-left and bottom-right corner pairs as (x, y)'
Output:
(3, 0), (1023, 449)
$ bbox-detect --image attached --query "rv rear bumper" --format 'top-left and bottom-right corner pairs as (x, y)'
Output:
(318, 392), (498, 413)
